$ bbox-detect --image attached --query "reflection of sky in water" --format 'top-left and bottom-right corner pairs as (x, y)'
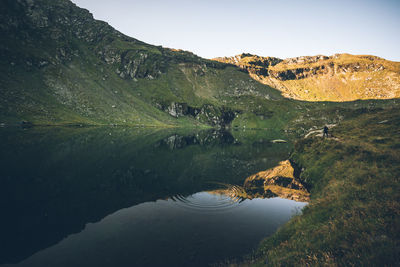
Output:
(6, 193), (307, 267)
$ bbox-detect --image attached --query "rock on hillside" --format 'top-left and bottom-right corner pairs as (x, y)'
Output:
(214, 53), (400, 101)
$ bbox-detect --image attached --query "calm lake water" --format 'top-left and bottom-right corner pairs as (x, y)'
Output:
(0, 127), (307, 267)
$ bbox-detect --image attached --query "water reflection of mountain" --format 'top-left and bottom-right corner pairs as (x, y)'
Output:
(0, 127), (292, 264)
(156, 130), (236, 150)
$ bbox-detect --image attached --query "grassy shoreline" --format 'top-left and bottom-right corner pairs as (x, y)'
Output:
(249, 107), (400, 266)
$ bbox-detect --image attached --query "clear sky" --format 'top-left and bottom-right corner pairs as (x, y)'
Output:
(71, 0), (400, 61)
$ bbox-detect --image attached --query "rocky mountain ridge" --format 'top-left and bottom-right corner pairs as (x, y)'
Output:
(214, 53), (400, 101)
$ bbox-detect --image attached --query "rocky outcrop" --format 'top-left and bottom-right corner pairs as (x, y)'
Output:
(284, 55), (329, 65)
(214, 53), (282, 76)
(268, 64), (332, 81)
(155, 102), (238, 127)
(116, 50), (165, 79)
(207, 160), (309, 202)
(243, 160), (310, 202)
(269, 62), (386, 81)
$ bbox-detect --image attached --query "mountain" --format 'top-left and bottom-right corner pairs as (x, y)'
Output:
(1, 0), (398, 131)
(0, 0), (287, 127)
(214, 53), (400, 101)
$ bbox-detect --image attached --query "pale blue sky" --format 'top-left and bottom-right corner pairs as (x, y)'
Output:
(72, 0), (400, 61)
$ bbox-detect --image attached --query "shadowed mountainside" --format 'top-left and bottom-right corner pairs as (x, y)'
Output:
(0, 0), (288, 127)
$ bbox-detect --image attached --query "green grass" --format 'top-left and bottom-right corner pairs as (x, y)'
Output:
(252, 107), (400, 266)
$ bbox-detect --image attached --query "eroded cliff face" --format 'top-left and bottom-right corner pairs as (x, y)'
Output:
(215, 53), (282, 76)
(214, 53), (400, 101)
(154, 102), (238, 127)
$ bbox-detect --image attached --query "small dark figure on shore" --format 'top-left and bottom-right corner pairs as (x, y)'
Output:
(323, 126), (329, 138)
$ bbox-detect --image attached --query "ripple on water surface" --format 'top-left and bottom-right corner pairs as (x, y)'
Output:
(171, 191), (248, 213)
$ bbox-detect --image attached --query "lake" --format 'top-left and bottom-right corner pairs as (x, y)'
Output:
(0, 127), (307, 266)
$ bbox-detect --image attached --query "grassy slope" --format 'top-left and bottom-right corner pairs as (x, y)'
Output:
(253, 107), (400, 266)
(268, 69), (400, 101)
(0, 21), (211, 126)
(0, 54), (290, 127)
